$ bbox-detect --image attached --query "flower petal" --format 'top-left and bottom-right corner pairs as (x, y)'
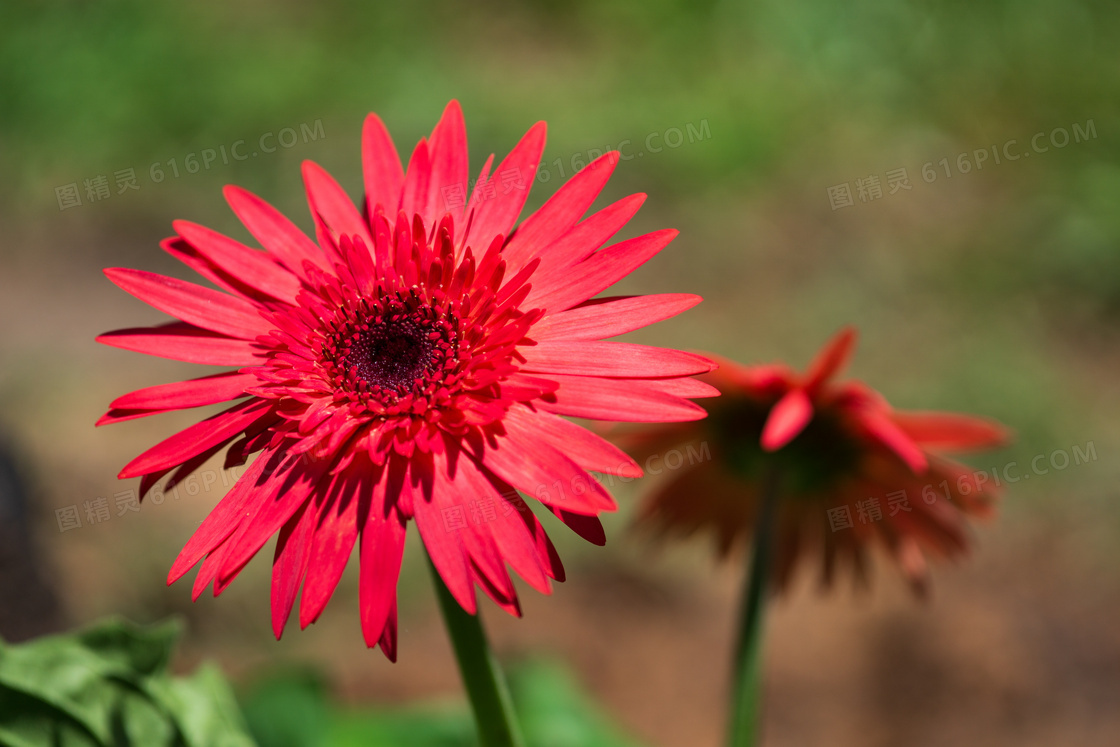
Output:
(299, 472), (361, 628)
(760, 388), (814, 451)
(302, 160), (375, 254)
(425, 100), (469, 227)
(891, 411), (1010, 452)
(362, 113), (405, 216)
(463, 120), (546, 250)
(506, 405), (641, 478)
(552, 509), (606, 546)
(399, 139), (432, 222)
(531, 193), (646, 279)
(359, 491), (407, 649)
(480, 414), (616, 516)
(502, 152), (620, 270)
(173, 221), (302, 304)
(861, 412), (929, 473)
(271, 498), (317, 640)
(224, 185), (328, 281)
(804, 326), (858, 390)
(540, 374), (708, 422)
(109, 372), (256, 412)
(97, 322), (262, 366)
(119, 399), (275, 479)
(532, 294), (703, 341)
(411, 450), (477, 614)
(525, 229), (678, 313)
(104, 268), (270, 340)
(216, 455), (335, 587)
(168, 451), (274, 585)
(519, 340), (715, 378)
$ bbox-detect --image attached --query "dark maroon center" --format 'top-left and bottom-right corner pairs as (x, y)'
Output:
(344, 319), (436, 392)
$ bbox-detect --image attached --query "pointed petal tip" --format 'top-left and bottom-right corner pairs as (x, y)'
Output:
(760, 388), (814, 452)
(806, 326), (860, 388)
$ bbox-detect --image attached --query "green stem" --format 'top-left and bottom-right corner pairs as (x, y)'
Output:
(428, 556), (525, 747)
(727, 469), (781, 747)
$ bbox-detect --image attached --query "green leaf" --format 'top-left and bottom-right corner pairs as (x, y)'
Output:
(0, 617), (256, 747)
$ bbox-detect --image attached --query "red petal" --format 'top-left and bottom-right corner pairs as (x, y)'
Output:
(161, 237), (250, 299)
(109, 372), (256, 412)
(378, 600), (398, 661)
(425, 100), (469, 226)
(532, 294), (703, 341)
(524, 229), (678, 313)
(97, 322), (262, 366)
(411, 451), (476, 614)
(167, 451), (273, 585)
(465, 467), (557, 595)
(224, 186), (328, 281)
(104, 268), (270, 340)
(174, 220), (302, 303)
(399, 139), (432, 223)
(519, 341), (714, 378)
(271, 499), (316, 640)
(359, 498), (407, 648)
(216, 456), (334, 586)
(463, 121), (546, 250)
(760, 388), (814, 451)
(119, 399), (274, 479)
(503, 151), (620, 271)
(302, 160), (376, 253)
(531, 193), (646, 278)
(362, 113), (405, 216)
(480, 415), (615, 516)
(506, 405), (641, 478)
(804, 326), (858, 390)
(541, 374), (707, 422)
(643, 376), (721, 399)
(891, 411), (1009, 452)
(553, 509), (606, 546)
(191, 535), (233, 601)
(861, 412), (929, 473)
(299, 473), (361, 628)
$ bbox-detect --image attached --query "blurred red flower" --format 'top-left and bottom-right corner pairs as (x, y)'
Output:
(628, 327), (1009, 594)
(98, 101), (716, 658)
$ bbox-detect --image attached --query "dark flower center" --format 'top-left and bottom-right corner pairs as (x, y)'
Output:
(316, 289), (461, 413)
(344, 319), (437, 392)
(711, 396), (860, 495)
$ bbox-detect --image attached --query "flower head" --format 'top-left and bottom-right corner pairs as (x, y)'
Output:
(98, 102), (716, 658)
(628, 327), (1009, 594)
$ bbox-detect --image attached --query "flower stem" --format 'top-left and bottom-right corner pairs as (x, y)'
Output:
(428, 556), (525, 747)
(727, 469), (781, 747)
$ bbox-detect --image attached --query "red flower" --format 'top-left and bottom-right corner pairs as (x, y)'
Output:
(629, 327), (1009, 594)
(98, 101), (716, 658)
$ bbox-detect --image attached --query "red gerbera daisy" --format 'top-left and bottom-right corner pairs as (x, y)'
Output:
(98, 101), (716, 659)
(627, 327), (1010, 593)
